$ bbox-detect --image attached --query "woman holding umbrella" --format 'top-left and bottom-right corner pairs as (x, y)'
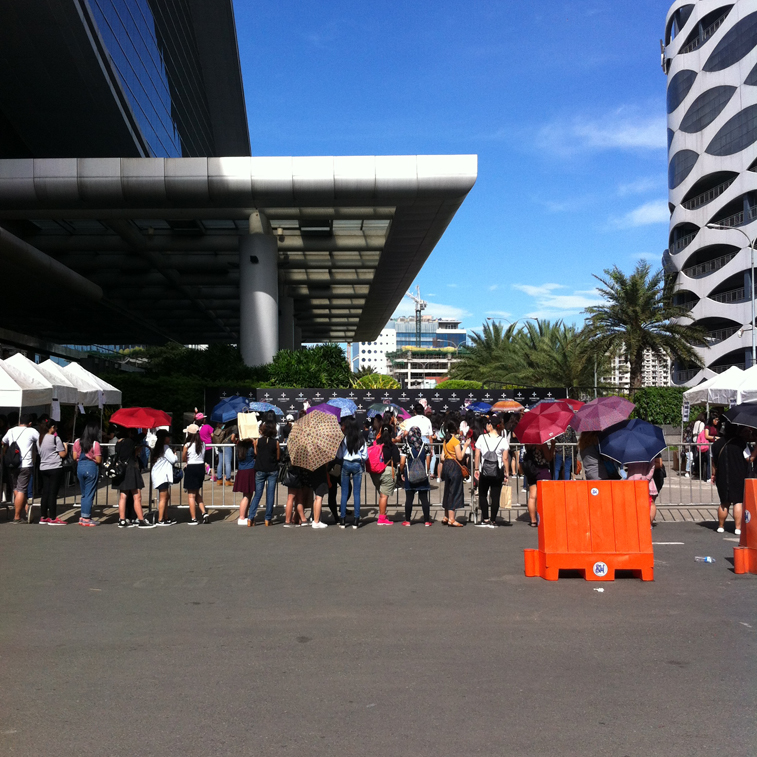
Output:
(182, 424), (209, 525)
(520, 440), (555, 527)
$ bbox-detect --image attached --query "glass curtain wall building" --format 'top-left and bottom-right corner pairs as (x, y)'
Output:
(665, 0), (757, 384)
(0, 0), (249, 158)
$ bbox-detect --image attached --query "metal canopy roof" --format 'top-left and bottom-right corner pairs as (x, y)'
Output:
(0, 156), (477, 345)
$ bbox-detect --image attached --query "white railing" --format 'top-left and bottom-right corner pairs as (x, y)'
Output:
(683, 251), (736, 278)
(679, 11), (729, 54)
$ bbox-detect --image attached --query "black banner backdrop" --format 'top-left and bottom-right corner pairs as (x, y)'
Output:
(204, 387), (569, 421)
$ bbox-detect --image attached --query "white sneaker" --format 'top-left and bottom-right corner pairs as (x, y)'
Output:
(311, 521), (328, 529)
(717, 527), (725, 533)
(684, 473), (690, 478)
(237, 518), (248, 526)
(735, 528), (741, 536)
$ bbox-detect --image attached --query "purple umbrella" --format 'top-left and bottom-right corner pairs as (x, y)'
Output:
(307, 403), (341, 422)
(569, 396), (635, 433)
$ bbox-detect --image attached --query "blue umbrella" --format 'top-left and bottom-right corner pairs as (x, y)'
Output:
(327, 397), (357, 417)
(598, 418), (666, 465)
(210, 395), (249, 423)
(249, 401), (284, 416)
(465, 401), (492, 413)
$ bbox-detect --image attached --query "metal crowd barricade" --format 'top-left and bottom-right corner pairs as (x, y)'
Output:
(12, 435), (721, 523)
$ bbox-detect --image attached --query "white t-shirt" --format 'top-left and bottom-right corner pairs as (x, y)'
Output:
(3, 425), (40, 468)
(184, 441), (206, 465)
(151, 445), (178, 488)
(692, 420), (705, 438)
(475, 433), (509, 469)
(404, 415), (432, 437)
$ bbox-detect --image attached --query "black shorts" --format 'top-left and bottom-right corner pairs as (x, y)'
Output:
(306, 465), (329, 498)
(156, 482), (170, 493)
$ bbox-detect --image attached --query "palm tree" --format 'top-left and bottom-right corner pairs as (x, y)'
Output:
(450, 320), (517, 383)
(583, 261), (706, 392)
(508, 320), (602, 388)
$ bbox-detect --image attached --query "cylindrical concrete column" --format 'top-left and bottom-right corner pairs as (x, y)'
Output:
(278, 294), (295, 351)
(239, 234), (278, 366)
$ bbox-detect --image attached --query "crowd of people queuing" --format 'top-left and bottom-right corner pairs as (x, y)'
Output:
(0, 401), (743, 535)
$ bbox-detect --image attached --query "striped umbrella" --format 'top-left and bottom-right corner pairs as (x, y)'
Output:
(286, 410), (344, 471)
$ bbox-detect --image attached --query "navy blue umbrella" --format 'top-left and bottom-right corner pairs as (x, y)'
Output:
(210, 395), (249, 423)
(598, 418), (666, 465)
(465, 401), (492, 413)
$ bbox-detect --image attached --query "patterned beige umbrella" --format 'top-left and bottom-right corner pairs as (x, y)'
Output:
(287, 410), (344, 471)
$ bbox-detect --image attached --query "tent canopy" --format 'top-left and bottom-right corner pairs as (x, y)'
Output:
(61, 362), (121, 406)
(0, 361), (53, 409)
(5, 352), (78, 405)
(36, 359), (80, 404)
(683, 366), (744, 406)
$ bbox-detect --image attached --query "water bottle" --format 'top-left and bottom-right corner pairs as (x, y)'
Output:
(694, 556), (715, 563)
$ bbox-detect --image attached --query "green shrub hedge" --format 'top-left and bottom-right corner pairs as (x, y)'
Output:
(631, 387), (688, 425)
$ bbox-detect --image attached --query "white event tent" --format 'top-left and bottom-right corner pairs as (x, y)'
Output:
(35, 359), (80, 404)
(61, 362), (121, 406)
(0, 360), (53, 410)
(683, 366), (744, 406)
(4, 352), (78, 405)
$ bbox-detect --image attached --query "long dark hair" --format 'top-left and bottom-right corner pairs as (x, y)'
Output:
(344, 418), (362, 454)
(80, 418), (101, 454)
(378, 425), (393, 446)
(237, 438), (253, 461)
(185, 431), (203, 455)
(443, 421), (457, 444)
(260, 420), (276, 438)
(151, 430), (171, 465)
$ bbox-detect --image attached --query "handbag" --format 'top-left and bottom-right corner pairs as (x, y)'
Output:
(173, 466), (184, 484)
(237, 412), (260, 440)
(696, 429), (710, 453)
(500, 484), (512, 510)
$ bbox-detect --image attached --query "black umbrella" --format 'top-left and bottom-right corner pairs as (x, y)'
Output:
(722, 403), (757, 430)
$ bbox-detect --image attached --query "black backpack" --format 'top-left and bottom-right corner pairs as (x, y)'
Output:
(480, 435), (501, 479)
(3, 427), (31, 469)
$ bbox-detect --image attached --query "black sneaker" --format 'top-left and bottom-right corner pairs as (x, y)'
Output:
(202, 512), (210, 524)
(339, 518), (346, 529)
(118, 519), (134, 528)
(136, 519), (156, 529)
(187, 518), (200, 526)
(157, 519), (176, 527)
(352, 517), (360, 530)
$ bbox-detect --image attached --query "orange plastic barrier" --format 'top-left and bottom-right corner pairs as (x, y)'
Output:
(524, 480), (654, 581)
(734, 480), (757, 575)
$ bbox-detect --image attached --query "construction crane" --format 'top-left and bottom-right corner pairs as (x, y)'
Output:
(405, 286), (427, 347)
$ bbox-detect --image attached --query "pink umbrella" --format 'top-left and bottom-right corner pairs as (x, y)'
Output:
(307, 403), (341, 422)
(569, 396), (635, 433)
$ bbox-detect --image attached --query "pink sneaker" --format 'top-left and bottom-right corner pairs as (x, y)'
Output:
(48, 518), (67, 526)
(377, 515), (393, 526)
(402, 521), (411, 527)
(39, 517), (50, 525)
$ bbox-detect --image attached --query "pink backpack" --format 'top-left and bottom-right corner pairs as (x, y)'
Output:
(366, 442), (387, 474)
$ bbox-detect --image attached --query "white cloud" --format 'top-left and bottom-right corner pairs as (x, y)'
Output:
(513, 282), (604, 321)
(447, 283), (458, 288)
(617, 176), (664, 197)
(610, 200), (670, 229)
(391, 299), (471, 321)
(633, 252), (663, 262)
(489, 284), (499, 291)
(536, 109), (666, 156)
(486, 310), (512, 319)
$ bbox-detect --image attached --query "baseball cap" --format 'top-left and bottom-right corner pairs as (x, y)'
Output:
(184, 423), (200, 435)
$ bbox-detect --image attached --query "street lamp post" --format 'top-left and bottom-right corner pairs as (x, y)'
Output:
(706, 224), (756, 366)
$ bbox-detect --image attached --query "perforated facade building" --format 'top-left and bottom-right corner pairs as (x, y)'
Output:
(665, 0), (757, 384)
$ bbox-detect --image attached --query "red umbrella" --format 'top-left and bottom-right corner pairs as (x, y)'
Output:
(514, 402), (574, 444)
(110, 407), (172, 429)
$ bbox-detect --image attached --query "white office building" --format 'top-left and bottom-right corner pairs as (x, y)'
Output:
(351, 328), (397, 373)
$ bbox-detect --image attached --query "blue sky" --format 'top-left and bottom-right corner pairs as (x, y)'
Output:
(235, 0), (669, 336)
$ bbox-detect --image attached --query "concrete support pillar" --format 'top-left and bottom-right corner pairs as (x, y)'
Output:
(294, 326), (303, 350)
(278, 294), (295, 352)
(239, 216), (278, 366)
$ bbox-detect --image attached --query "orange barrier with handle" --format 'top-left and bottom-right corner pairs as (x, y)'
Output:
(734, 479), (757, 575)
(524, 480), (654, 581)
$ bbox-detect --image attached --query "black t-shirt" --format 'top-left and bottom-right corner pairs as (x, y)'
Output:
(382, 442), (401, 467)
(255, 436), (279, 472)
(115, 438), (136, 463)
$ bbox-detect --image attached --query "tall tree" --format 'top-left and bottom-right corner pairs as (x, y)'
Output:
(450, 320), (517, 383)
(583, 261), (706, 392)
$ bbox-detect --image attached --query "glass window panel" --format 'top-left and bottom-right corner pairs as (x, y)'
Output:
(706, 104), (757, 155)
(668, 149), (699, 189)
(667, 70), (697, 113)
(704, 11), (757, 72)
(679, 86), (736, 133)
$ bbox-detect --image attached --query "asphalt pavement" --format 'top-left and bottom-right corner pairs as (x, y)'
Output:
(1, 518), (755, 757)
